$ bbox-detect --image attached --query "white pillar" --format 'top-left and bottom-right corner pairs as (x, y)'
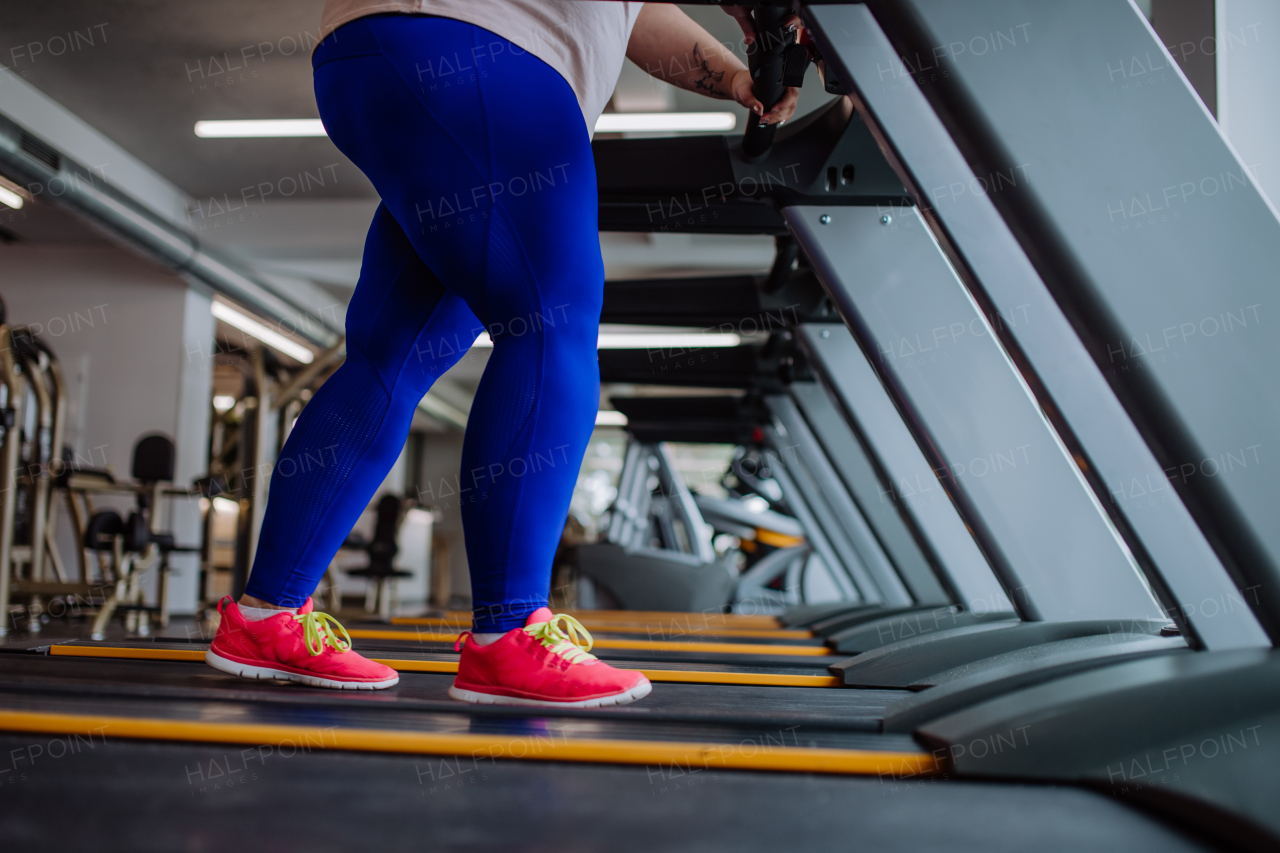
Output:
(165, 287), (215, 615)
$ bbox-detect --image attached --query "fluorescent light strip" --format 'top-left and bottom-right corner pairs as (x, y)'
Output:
(598, 333), (740, 349)
(471, 332), (741, 350)
(195, 112), (736, 139)
(594, 112), (736, 133)
(595, 410), (628, 427)
(0, 186), (23, 210)
(195, 119), (327, 138)
(211, 302), (315, 364)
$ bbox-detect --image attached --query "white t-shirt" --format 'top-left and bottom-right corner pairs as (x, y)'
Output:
(319, 0), (643, 134)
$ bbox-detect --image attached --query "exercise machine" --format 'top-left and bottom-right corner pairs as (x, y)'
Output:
(0, 2), (1276, 849)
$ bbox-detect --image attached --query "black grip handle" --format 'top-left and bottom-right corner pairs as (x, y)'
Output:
(741, 8), (793, 161)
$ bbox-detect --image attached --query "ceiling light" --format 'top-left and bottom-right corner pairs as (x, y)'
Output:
(595, 112), (736, 133)
(211, 302), (315, 363)
(196, 112), (736, 139)
(0, 186), (23, 210)
(471, 332), (741, 349)
(212, 395), (237, 413)
(597, 332), (740, 349)
(195, 119), (327, 138)
(595, 410), (628, 427)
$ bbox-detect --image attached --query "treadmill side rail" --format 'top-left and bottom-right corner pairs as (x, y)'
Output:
(767, 393), (911, 607)
(827, 612), (1019, 659)
(778, 602), (878, 628)
(795, 324), (1010, 618)
(789, 379), (949, 607)
(914, 650), (1280, 847)
(803, 1), (1271, 650)
(880, 634), (1187, 733)
(831, 618), (1178, 687)
(786, 204), (1163, 624)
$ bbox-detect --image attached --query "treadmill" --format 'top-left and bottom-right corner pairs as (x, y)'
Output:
(0, 2), (1276, 850)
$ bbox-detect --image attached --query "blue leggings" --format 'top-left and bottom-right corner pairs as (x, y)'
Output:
(244, 15), (603, 632)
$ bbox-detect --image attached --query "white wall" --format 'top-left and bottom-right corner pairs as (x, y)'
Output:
(1, 243), (214, 614)
(1217, 0), (1280, 206)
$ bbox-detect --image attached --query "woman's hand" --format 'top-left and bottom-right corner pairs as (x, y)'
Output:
(729, 67), (800, 126)
(628, 5), (803, 126)
(722, 7), (805, 126)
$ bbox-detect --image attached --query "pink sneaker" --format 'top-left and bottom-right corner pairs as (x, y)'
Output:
(448, 608), (651, 707)
(205, 597), (399, 690)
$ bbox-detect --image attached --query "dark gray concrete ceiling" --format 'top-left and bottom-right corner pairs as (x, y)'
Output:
(0, 0), (374, 199)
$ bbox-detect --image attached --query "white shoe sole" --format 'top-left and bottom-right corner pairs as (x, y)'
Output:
(447, 679), (652, 708)
(205, 649), (399, 690)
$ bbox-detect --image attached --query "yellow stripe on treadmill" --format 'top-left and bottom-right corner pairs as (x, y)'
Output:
(369, 658), (459, 673)
(50, 645), (206, 662)
(365, 662), (838, 686)
(567, 611), (783, 628)
(591, 638), (831, 656)
(349, 629), (462, 643)
(346, 629), (832, 656)
(48, 645), (841, 686)
(595, 627), (813, 639)
(430, 610), (785, 630)
(389, 618), (812, 640)
(0, 709), (936, 777)
(634, 670), (841, 687)
(443, 609), (782, 624)
(754, 528), (806, 548)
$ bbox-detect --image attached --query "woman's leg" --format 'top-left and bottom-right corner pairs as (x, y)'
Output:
(206, 201), (475, 690)
(244, 203), (479, 605)
(313, 16), (604, 632)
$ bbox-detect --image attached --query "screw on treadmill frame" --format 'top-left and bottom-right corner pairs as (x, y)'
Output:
(819, 214), (831, 224)
(881, 214), (892, 224)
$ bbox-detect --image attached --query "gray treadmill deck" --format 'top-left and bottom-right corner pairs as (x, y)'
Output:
(0, 655), (899, 734)
(0, 733), (1224, 853)
(39, 638), (841, 674)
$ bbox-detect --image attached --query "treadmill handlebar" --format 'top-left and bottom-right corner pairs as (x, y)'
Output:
(741, 7), (794, 161)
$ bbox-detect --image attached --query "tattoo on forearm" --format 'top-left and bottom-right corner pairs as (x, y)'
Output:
(690, 43), (728, 97)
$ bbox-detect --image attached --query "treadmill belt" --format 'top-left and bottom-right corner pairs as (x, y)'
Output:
(345, 628), (831, 655)
(0, 676), (931, 777)
(0, 733), (1219, 853)
(48, 637), (843, 670)
(0, 647), (934, 776)
(347, 637), (840, 669)
(0, 696), (920, 761)
(388, 616), (812, 639)
(2, 656), (893, 731)
(48, 643), (843, 687)
(481, 609), (784, 628)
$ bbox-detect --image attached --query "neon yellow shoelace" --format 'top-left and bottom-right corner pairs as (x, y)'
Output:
(523, 613), (597, 664)
(293, 610), (353, 656)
